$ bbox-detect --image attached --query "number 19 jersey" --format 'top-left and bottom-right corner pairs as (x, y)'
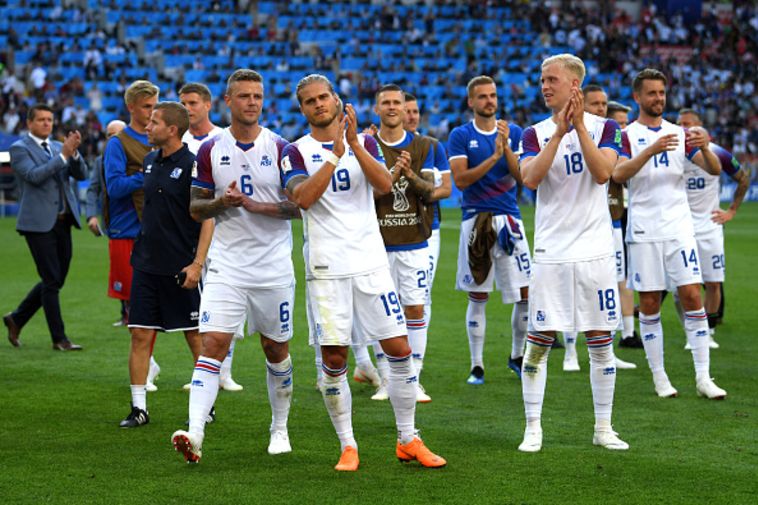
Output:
(520, 112), (621, 263)
(281, 133), (389, 280)
(192, 127), (294, 288)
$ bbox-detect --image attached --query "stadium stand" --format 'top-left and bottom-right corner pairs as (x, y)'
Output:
(0, 0), (756, 182)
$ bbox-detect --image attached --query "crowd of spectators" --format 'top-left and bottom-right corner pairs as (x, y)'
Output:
(0, 0), (756, 179)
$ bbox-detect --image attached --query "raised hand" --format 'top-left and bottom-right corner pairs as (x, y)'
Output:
(569, 88), (585, 130)
(344, 103), (359, 146)
(495, 120), (510, 156)
(61, 130), (82, 158)
(332, 113), (347, 158)
(648, 134), (679, 156)
(396, 151), (413, 179)
(222, 180), (244, 207)
(555, 98), (573, 137)
(686, 127), (710, 150)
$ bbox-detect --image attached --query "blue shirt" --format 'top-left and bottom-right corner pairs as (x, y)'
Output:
(103, 126), (148, 238)
(447, 121), (523, 220)
(431, 140), (450, 230)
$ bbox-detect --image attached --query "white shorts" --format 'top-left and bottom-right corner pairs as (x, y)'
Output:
(529, 255), (620, 333)
(627, 235), (703, 292)
(198, 281), (295, 342)
(426, 228), (441, 305)
(306, 268), (407, 347)
(388, 248), (429, 307)
(613, 226), (626, 283)
(696, 231), (725, 283)
(456, 214), (531, 304)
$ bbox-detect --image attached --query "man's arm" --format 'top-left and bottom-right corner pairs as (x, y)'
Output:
(10, 143), (66, 186)
(60, 131), (87, 181)
(403, 168), (435, 202)
(346, 105), (391, 194)
(429, 171), (452, 201)
(613, 134), (678, 184)
(104, 137), (144, 198)
(180, 219), (214, 289)
(688, 129), (720, 176)
(713, 169), (749, 224)
(520, 101), (574, 190)
(241, 197), (302, 220)
(450, 151), (500, 190)
(572, 97), (616, 184)
(189, 182), (242, 222)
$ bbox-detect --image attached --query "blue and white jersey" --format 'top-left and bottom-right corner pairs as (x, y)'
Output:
(621, 119), (700, 243)
(431, 140), (450, 230)
(447, 120), (523, 220)
(182, 125), (224, 155)
(521, 112), (621, 263)
(281, 133), (389, 280)
(684, 142), (740, 238)
(192, 127), (293, 288)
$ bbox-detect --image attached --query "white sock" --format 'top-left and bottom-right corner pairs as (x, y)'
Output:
(563, 332), (578, 359)
(351, 343), (372, 369)
(673, 293), (686, 326)
(373, 342), (389, 383)
(188, 356), (221, 437)
(511, 300), (528, 359)
(424, 303), (432, 331)
(587, 334), (616, 427)
(149, 355), (158, 371)
(684, 309), (710, 381)
(130, 385), (147, 411)
(522, 333), (554, 423)
(220, 338), (236, 381)
(314, 345), (323, 384)
(321, 362), (356, 451)
(466, 295), (487, 369)
(386, 352), (417, 444)
(639, 312), (666, 381)
(267, 355), (293, 432)
(622, 316), (634, 338)
(407, 316), (428, 375)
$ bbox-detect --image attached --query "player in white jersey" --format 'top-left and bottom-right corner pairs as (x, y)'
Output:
(614, 68), (726, 400)
(178, 82), (242, 392)
(282, 74), (445, 472)
(171, 70), (300, 464)
(677, 108), (749, 346)
(518, 54), (628, 453)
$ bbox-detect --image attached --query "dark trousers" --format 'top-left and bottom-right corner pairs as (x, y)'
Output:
(13, 217), (73, 343)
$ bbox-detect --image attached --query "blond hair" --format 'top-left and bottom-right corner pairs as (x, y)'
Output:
(542, 54), (586, 84)
(124, 80), (159, 106)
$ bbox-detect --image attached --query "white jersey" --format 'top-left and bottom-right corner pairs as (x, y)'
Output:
(621, 119), (699, 243)
(192, 127), (294, 288)
(281, 133), (389, 280)
(183, 125), (224, 155)
(519, 112), (621, 263)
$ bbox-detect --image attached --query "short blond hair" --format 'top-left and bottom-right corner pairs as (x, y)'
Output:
(542, 54), (586, 84)
(124, 80), (159, 106)
(466, 75), (496, 97)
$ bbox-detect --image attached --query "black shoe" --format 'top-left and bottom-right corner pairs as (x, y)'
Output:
(551, 338), (564, 349)
(619, 331), (644, 349)
(119, 405), (149, 428)
(185, 406), (216, 426)
(466, 366), (485, 385)
(507, 356), (523, 379)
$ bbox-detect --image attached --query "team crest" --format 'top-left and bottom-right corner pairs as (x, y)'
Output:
(261, 155), (272, 167)
(170, 167), (182, 179)
(536, 310), (546, 322)
(469, 139), (479, 149)
(220, 155), (231, 166)
(145, 164), (152, 174)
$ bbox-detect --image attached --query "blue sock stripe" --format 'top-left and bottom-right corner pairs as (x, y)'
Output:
(375, 352), (386, 359)
(468, 294), (487, 303)
(587, 334), (614, 347)
(527, 333), (555, 347)
(267, 365), (293, 377)
(195, 360), (221, 374)
(685, 310), (707, 320)
(385, 353), (411, 363)
(639, 316), (661, 325)
(321, 363), (347, 377)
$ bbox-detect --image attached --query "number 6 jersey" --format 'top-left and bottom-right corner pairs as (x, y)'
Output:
(192, 127), (294, 288)
(520, 112), (621, 263)
(620, 119), (700, 243)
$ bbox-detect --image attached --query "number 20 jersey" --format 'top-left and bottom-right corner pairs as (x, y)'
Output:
(520, 112), (621, 263)
(281, 133), (389, 280)
(192, 127), (294, 288)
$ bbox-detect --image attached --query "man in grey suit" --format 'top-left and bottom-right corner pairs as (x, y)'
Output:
(3, 104), (88, 350)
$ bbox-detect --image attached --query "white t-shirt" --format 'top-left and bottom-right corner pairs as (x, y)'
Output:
(192, 127), (294, 288)
(183, 125), (224, 155)
(621, 119), (699, 243)
(520, 112), (621, 263)
(281, 133), (389, 280)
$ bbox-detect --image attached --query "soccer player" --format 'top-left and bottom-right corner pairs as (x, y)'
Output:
(282, 74), (445, 471)
(118, 102), (203, 428)
(614, 69), (726, 400)
(171, 69), (299, 462)
(607, 101), (632, 129)
(448, 75), (529, 384)
(404, 92), (452, 382)
(677, 108), (749, 346)
(517, 54), (628, 452)
(371, 84), (436, 403)
(179, 82), (242, 392)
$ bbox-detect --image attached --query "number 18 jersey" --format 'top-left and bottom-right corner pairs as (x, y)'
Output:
(192, 127), (294, 288)
(520, 112), (621, 263)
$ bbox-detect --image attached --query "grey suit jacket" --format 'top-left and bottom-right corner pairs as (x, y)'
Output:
(85, 155), (104, 220)
(10, 134), (88, 232)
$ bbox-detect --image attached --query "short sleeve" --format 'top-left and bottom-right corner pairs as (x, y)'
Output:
(509, 124), (523, 155)
(192, 139), (215, 190)
(519, 126), (540, 161)
(619, 131), (632, 159)
(363, 134), (385, 163)
(599, 119), (622, 154)
(447, 127), (468, 160)
(280, 143), (308, 188)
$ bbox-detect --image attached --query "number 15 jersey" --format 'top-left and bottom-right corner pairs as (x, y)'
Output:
(520, 112), (621, 263)
(192, 127), (294, 288)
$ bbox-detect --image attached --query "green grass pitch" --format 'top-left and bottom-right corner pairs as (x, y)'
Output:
(1, 205), (756, 504)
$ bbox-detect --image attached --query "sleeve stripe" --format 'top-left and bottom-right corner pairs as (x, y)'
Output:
(519, 152), (539, 161)
(686, 147), (701, 161)
(448, 154), (467, 160)
(282, 169), (308, 187)
(192, 179), (214, 190)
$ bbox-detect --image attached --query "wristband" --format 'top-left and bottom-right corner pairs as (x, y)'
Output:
(325, 152), (340, 166)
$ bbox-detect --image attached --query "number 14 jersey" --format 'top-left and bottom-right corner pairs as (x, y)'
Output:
(520, 112), (621, 263)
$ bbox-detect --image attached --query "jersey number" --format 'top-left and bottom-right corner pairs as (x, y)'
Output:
(380, 291), (402, 316)
(681, 249), (698, 268)
(597, 289), (616, 311)
(712, 254), (724, 270)
(687, 177), (705, 190)
(331, 168), (351, 192)
(515, 253), (531, 274)
(653, 152), (669, 168)
(240, 174), (254, 196)
(279, 302), (290, 323)
(563, 152), (584, 175)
